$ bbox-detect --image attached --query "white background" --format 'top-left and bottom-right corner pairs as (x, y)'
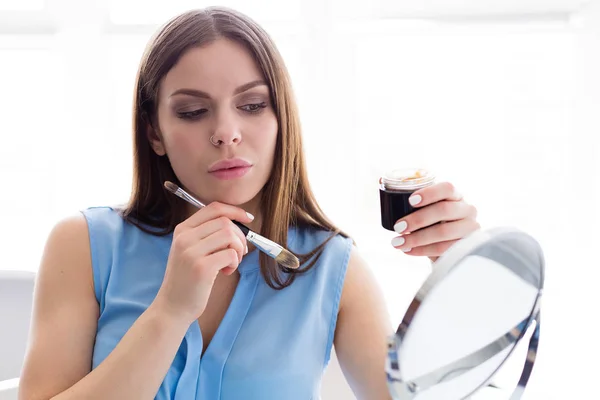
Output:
(1, 0), (598, 398)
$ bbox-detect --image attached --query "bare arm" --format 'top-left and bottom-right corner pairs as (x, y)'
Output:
(334, 246), (394, 400)
(19, 215), (190, 400)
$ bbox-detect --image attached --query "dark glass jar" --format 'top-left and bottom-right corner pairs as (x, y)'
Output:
(379, 168), (436, 231)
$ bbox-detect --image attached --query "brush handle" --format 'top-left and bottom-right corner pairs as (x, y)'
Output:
(233, 220), (250, 237)
(171, 185), (252, 238)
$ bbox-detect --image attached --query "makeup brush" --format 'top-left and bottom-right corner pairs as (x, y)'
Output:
(163, 181), (300, 270)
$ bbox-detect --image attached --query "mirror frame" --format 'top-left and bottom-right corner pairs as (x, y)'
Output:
(385, 227), (544, 400)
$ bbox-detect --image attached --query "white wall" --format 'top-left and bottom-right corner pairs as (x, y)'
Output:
(1, 0), (599, 398)
(305, 9), (598, 399)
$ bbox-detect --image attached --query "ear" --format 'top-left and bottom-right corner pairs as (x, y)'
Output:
(146, 123), (166, 156)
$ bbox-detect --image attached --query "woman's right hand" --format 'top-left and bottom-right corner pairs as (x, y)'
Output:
(152, 202), (254, 325)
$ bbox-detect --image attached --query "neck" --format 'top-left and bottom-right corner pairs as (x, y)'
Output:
(239, 193), (263, 234)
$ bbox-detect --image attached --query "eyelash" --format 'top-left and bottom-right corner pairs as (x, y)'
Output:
(177, 102), (268, 120)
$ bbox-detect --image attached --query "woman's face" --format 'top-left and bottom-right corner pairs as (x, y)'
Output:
(151, 38), (278, 213)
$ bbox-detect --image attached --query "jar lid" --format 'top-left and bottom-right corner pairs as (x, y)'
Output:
(381, 168), (435, 191)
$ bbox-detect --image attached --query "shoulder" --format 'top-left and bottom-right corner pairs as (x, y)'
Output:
(291, 225), (354, 278)
(80, 206), (135, 246)
(338, 245), (389, 316)
(287, 225), (354, 291)
(80, 205), (125, 228)
(291, 224), (353, 256)
(39, 212), (95, 299)
(56, 206), (130, 305)
(47, 212), (91, 253)
(44, 207), (121, 274)
(341, 245), (372, 293)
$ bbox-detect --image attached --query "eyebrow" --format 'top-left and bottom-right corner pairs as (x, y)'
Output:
(169, 80), (267, 99)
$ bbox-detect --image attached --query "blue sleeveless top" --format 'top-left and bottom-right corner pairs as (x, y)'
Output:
(81, 206), (352, 400)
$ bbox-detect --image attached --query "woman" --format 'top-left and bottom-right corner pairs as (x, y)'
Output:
(19, 7), (479, 400)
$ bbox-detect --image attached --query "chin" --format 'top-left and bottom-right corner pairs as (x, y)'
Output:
(205, 186), (262, 207)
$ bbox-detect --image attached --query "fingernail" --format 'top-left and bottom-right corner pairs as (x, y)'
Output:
(391, 237), (405, 247)
(409, 195), (422, 206)
(394, 221), (408, 234)
(402, 248), (412, 253)
(246, 212), (254, 220)
(245, 245), (248, 254)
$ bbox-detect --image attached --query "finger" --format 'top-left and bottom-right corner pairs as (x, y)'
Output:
(221, 266), (237, 276)
(391, 218), (480, 251)
(189, 226), (246, 263)
(408, 181), (463, 209)
(402, 239), (461, 257)
(393, 200), (476, 234)
(179, 201), (254, 230)
(175, 216), (248, 256)
(196, 217), (248, 248)
(194, 248), (241, 279)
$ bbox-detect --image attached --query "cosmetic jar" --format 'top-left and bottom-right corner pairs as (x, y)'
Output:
(379, 168), (436, 231)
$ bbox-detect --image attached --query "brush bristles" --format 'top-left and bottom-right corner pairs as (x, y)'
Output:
(275, 248), (300, 270)
(164, 181), (179, 194)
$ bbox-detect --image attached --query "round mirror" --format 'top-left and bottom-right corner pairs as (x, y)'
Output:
(386, 227), (544, 400)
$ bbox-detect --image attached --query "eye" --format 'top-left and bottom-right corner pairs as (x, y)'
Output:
(239, 102), (268, 113)
(177, 109), (208, 120)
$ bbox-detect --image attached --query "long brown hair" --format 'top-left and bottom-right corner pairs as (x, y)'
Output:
(121, 6), (351, 289)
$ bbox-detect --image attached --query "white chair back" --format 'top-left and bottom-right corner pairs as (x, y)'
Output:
(0, 271), (35, 382)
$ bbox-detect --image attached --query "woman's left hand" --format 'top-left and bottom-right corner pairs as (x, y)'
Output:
(390, 182), (480, 262)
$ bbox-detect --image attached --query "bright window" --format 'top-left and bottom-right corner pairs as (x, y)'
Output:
(0, 0), (45, 11)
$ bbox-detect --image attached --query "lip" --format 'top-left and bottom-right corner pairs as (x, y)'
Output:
(208, 158), (252, 172)
(208, 157), (253, 180)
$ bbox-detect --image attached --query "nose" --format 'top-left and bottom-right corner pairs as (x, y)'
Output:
(210, 110), (242, 146)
